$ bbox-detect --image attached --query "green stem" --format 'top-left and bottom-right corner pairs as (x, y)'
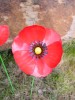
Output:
(30, 76), (35, 100)
(0, 54), (15, 93)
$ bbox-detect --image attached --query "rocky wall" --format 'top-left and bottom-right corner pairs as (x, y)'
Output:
(0, 0), (75, 50)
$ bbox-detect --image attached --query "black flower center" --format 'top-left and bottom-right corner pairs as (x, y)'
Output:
(29, 41), (48, 59)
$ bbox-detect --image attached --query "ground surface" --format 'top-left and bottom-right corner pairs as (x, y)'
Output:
(0, 40), (75, 100)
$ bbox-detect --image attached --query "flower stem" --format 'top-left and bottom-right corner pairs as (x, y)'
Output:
(30, 76), (35, 100)
(0, 54), (15, 93)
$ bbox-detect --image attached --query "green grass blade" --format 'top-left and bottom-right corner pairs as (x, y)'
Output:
(30, 76), (35, 100)
(0, 54), (15, 93)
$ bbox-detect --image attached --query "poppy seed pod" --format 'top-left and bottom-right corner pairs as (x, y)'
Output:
(12, 25), (63, 77)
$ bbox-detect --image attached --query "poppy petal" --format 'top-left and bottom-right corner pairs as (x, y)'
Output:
(13, 51), (35, 75)
(0, 25), (9, 46)
(43, 29), (61, 46)
(43, 41), (63, 68)
(12, 36), (29, 53)
(31, 59), (53, 77)
(19, 25), (45, 44)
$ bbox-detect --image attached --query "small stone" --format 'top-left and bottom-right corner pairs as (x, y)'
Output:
(38, 89), (43, 95)
(15, 93), (20, 99)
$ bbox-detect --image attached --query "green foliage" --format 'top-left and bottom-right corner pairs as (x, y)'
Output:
(63, 40), (75, 57)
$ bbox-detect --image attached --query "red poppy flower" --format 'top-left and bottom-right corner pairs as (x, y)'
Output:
(12, 25), (63, 77)
(0, 25), (10, 46)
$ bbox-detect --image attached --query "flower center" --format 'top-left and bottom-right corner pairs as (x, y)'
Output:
(34, 46), (42, 55)
(29, 41), (48, 59)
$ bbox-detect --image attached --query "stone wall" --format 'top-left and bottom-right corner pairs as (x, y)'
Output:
(0, 0), (75, 50)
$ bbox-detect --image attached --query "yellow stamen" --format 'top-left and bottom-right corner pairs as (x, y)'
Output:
(34, 47), (42, 55)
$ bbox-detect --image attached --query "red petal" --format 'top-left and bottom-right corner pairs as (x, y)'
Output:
(12, 36), (29, 53)
(43, 29), (61, 46)
(43, 41), (63, 68)
(31, 59), (53, 77)
(19, 25), (45, 44)
(0, 25), (9, 46)
(13, 51), (35, 75)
